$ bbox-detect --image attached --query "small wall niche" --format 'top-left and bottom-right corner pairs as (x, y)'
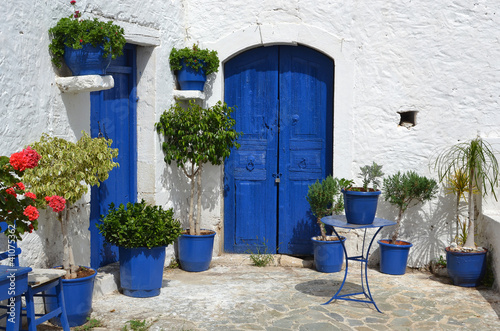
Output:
(398, 110), (418, 129)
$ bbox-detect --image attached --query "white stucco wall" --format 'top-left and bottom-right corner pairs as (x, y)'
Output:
(1, 0), (500, 269)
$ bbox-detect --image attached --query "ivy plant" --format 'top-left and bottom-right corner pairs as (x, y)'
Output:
(23, 132), (118, 278)
(169, 44), (220, 75)
(48, 0), (126, 68)
(383, 171), (438, 244)
(155, 101), (241, 235)
(306, 176), (353, 240)
(97, 200), (182, 249)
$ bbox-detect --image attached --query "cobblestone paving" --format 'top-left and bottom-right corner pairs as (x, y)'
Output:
(85, 258), (500, 331)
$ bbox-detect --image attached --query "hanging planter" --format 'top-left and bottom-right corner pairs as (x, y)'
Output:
(169, 44), (219, 91)
(64, 44), (111, 76)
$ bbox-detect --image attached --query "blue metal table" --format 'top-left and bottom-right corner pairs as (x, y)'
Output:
(0, 265), (32, 330)
(321, 215), (396, 313)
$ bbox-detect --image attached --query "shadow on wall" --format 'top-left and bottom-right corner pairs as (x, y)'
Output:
(374, 193), (455, 268)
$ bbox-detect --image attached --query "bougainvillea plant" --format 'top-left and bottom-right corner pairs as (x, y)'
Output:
(0, 147), (66, 240)
(23, 132), (118, 278)
(48, 0), (126, 68)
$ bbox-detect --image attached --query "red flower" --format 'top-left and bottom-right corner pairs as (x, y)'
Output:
(23, 205), (39, 221)
(5, 188), (17, 198)
(28, 223), (34, 233)
(9, 147), (41, 171)
(70, 0), (76, 5)
(25, 192), (37, 200)
(45, 195), (66, 213)
(79, 39), (83, 43)
(16, 182), (25, 191)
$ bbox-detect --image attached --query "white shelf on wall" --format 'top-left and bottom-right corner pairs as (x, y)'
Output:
(55, 75), (114, 93)
(173, 90), (205, 100)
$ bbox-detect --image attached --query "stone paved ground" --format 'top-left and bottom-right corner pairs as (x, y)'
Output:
(80, 256), (500, 331)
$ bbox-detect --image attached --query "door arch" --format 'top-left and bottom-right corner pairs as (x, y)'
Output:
(224, 45), (333, 255)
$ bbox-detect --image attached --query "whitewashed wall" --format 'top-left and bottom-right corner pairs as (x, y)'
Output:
(1, 0), (499, 269)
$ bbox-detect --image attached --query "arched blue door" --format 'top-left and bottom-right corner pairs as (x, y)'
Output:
(89, 44), (137, 268)
(224, 45), (333, 255)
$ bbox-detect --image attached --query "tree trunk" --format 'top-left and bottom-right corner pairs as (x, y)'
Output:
(455, 193), (460, 243)
(195, 164), (203, 236)
(60, 205), (78, 279)
(188, 164), (196, 235)
(318, 217), (327, 241)
(464, 172), (475, 248)
(391, 207), (403, 244)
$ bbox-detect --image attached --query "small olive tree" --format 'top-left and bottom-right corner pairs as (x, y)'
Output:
(383, 171), (438, 244)
(23, 132), (118, 278)
(306, 176), (353, 240)
(155, 101), (241, 235)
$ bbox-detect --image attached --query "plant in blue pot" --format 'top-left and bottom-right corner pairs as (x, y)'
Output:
(97, 200), (182, 297)
(306, 176), (353, 273)
(169, 44), (220, 91)
(434, 136), (499, 286)
(379, 171), (438, 275)
(342, 162), (384, 225)
(48, 1), (126, 76)
(155, 100), (241, 272)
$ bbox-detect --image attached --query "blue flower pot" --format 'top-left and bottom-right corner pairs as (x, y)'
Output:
(119, 246), (166, 298)
(378, 239), (412, 275)
(178, 230), (215, 272)
(46, 267), (96, 327)
(176, 60), (207, 90)
(342, 189), (381, 225)
(64, 43), (111, 76)
(446, 247), (487, 287)
(312, 236), (346, 273)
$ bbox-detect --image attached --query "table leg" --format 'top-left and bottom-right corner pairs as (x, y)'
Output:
(322, 226), (349, 305)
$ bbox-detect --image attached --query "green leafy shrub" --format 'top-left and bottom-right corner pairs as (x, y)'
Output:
(155, 101), (241, 235)
(383, 171), (438, 244)
(98, 200), (182, 248)
(169, 44), (220, 75)
(48, 0), (126, 67)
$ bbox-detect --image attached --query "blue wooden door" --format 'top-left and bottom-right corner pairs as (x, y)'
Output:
(89, 44), (137, 269)
(224, 46), (333, 255)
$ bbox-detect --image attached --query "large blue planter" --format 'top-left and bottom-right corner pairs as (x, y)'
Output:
(119, 246), (166, 298)
(378, 239), (412, 275)
(342, 189), (381, 225)
(64, 43), (111, 76)
(312, 236), (346, 273)
(178, 230), (215, 272)
(176, 60), (207, 91)
(46, 267), (96, 327)
(446, 247), (487, 287)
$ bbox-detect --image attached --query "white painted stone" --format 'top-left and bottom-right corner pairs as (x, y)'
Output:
(55, 75), (114, 93)
(1, 0), (500, 272)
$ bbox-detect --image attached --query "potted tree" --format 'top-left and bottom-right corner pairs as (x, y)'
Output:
(380, 171), (438, 275)
(48, 0), (126, 75)
(22, 132), (118, 326)
(155, 100), (241, 272)
(306, 176), (353, 273)
(169, 44), (220, 91)
(434, 136), (499, 286)
(341, 162), (384, 225)
(97, 200), (182, 297)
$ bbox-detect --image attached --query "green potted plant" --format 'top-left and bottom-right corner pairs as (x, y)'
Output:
(306, 176), (353, 272)
(97, 200), (182, 297)
(341, 162), (384, 225)
(380, 171), (438, 275)
(434, 136), (499, 286)
(48, 0), (126, 75)
(22, 132), (118, 326)
(169, 44), (220, 91)
(155, 100), (241, 272)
